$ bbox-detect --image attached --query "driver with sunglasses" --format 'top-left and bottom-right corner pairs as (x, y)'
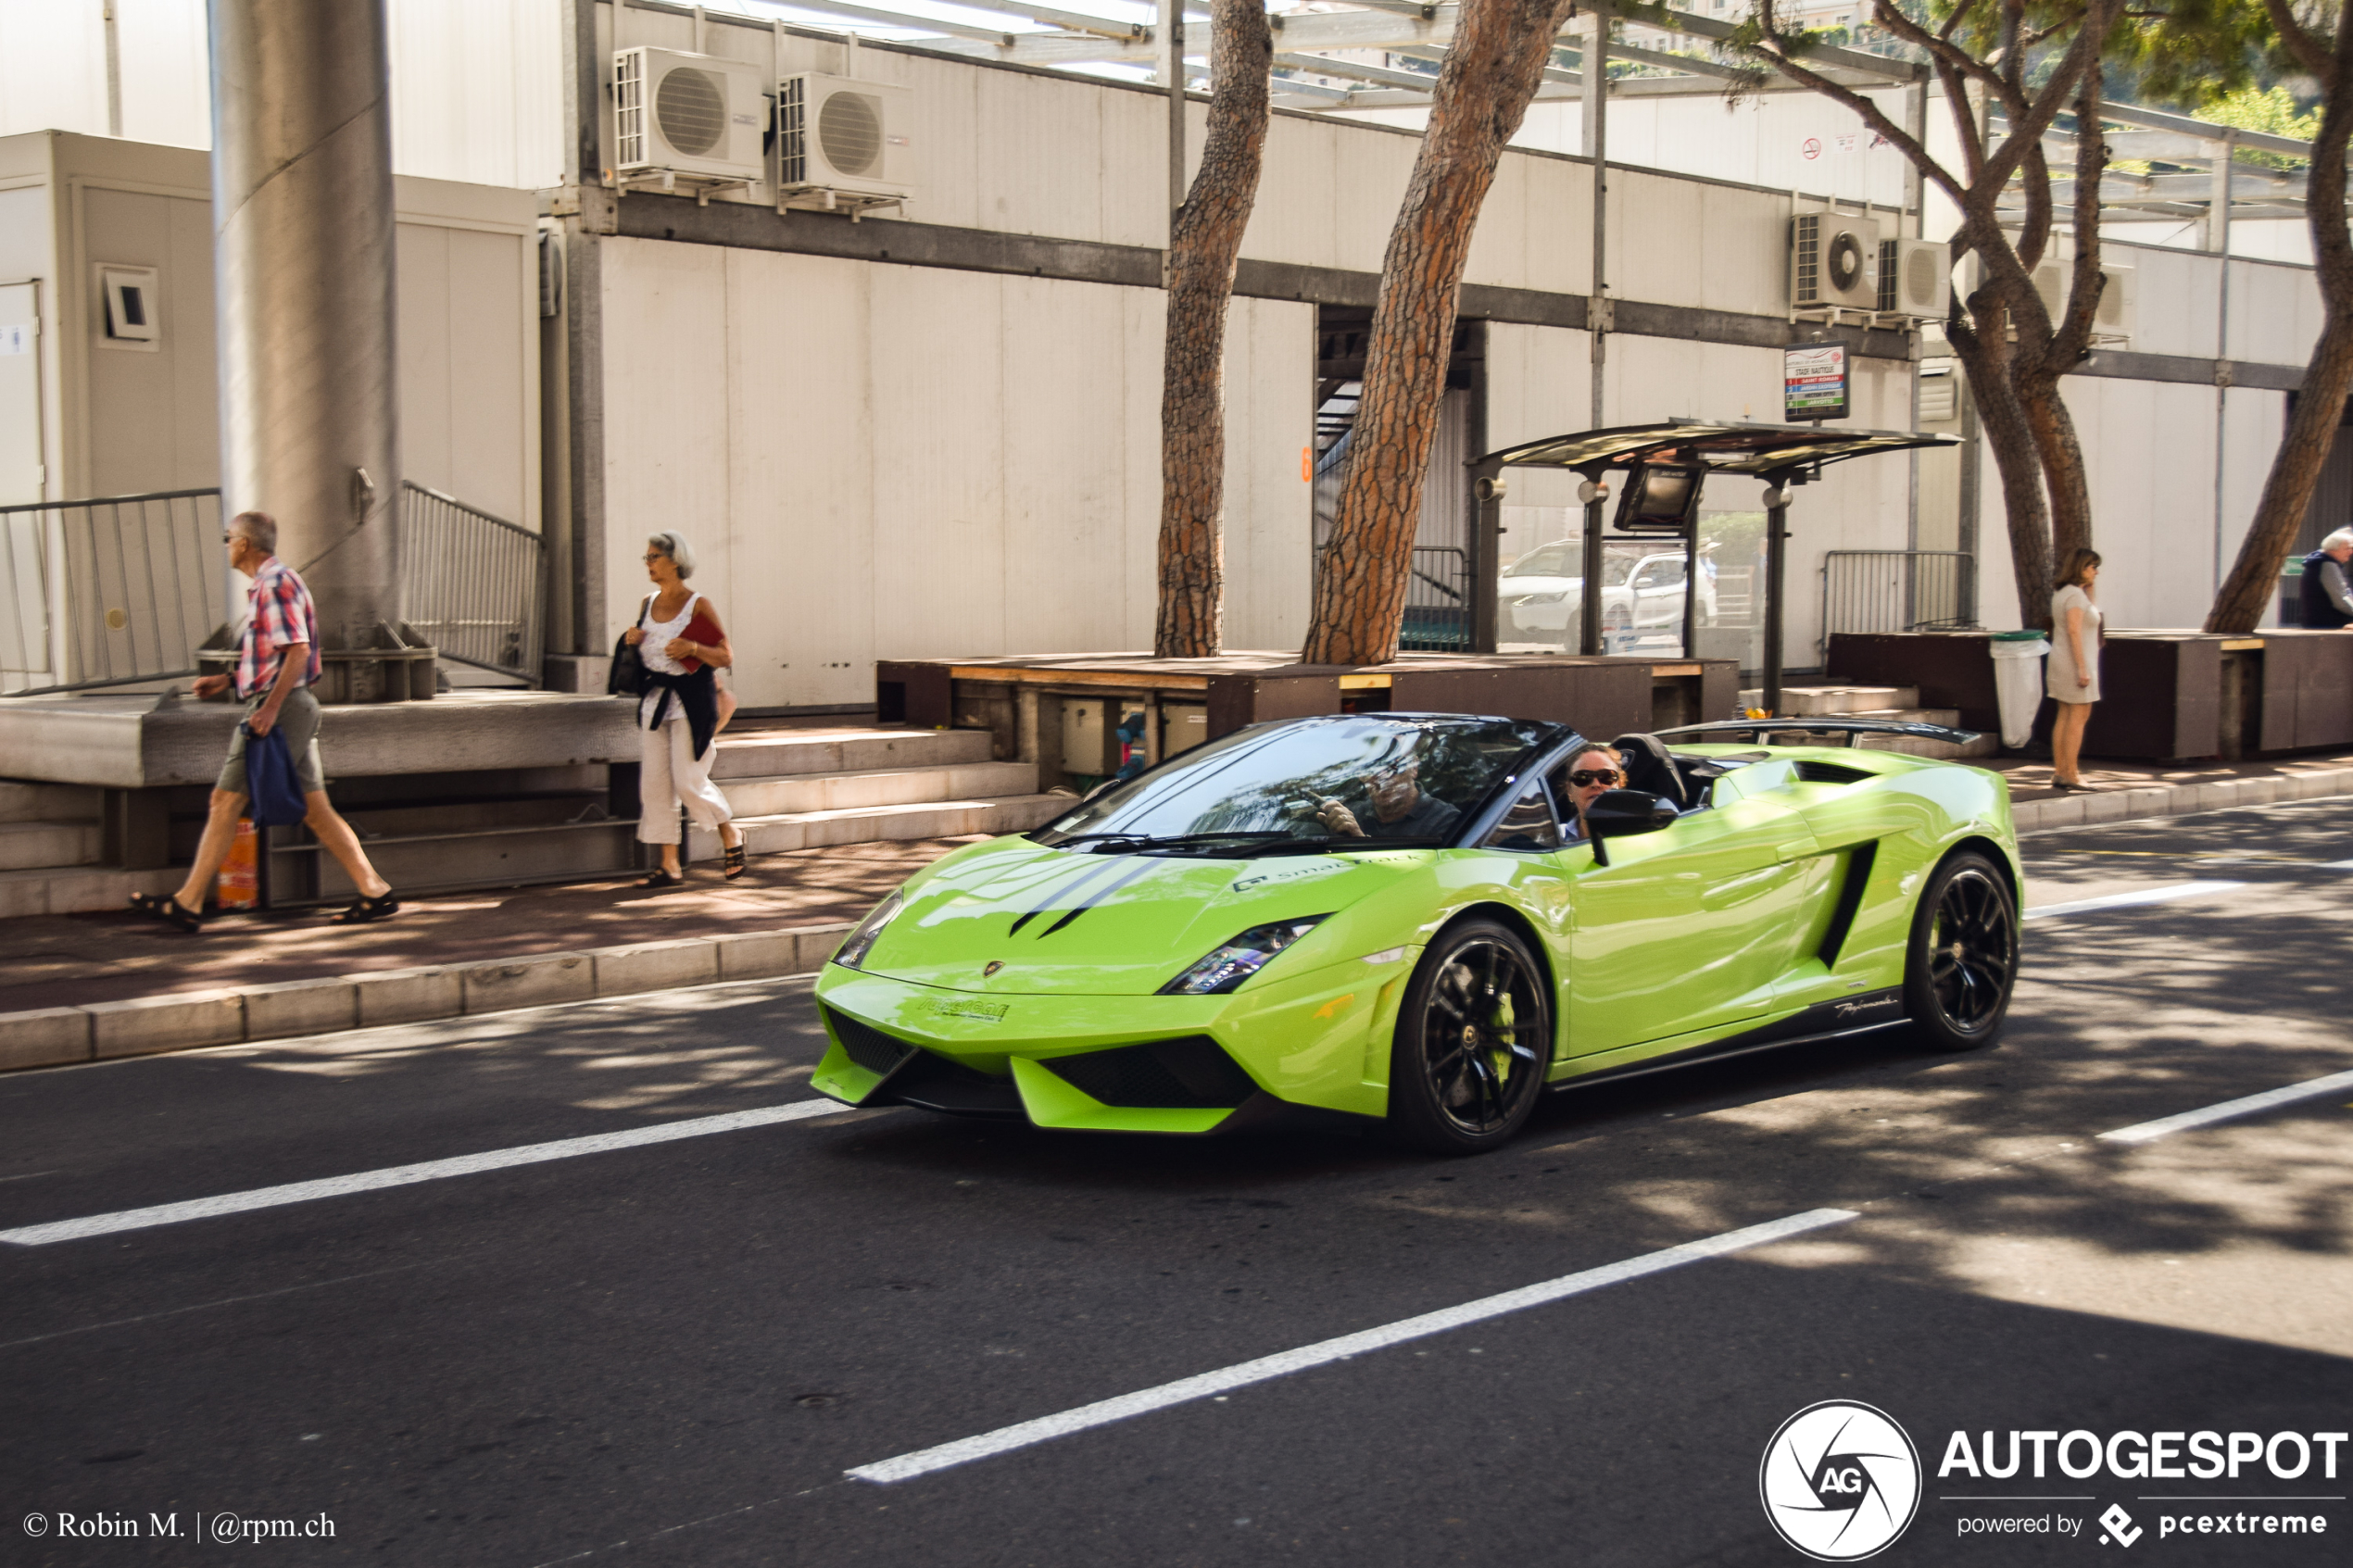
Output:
(1555, 746), (1625, 841)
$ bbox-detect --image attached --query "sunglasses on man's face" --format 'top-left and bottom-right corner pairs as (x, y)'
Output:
(1568, 769), (1621, 788)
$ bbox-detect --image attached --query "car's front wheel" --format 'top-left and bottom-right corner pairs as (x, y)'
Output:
(1387, 920), (1552, 1154)
(1902, 849), (2018, 1050)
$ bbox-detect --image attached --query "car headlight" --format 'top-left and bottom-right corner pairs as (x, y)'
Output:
(1158, 915), (1330, 996)
(1515, 590), (1567, 606)
(832, 890), (904, 971)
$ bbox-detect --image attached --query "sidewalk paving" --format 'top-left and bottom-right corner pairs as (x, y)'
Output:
(3, 834), (982, 1015)
(4, 744), (2351, 1072)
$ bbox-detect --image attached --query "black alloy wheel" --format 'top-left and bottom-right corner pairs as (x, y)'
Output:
(1901, 849), (2019, 1050)
(1389, 919), (1552, 1154)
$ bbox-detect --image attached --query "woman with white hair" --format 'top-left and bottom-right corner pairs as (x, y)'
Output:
(621, 531), (746, 885)
(2300, 528), (2353, 628)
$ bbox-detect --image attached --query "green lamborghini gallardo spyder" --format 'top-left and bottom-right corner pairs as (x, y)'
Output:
(810, 711), (2021, 1154)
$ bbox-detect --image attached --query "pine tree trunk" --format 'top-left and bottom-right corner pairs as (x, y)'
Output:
(1299, 0), (1574, 666)
(2208, 35), (2353, 633)
(1950, 289), (2057, 628)
(2018, 372), (2094, 571)
(1154, 0), (1272, 658)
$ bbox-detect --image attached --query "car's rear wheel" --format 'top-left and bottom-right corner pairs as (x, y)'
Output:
(1902, 849), (2018, 1050)
(1388, 920), (1551, 1155)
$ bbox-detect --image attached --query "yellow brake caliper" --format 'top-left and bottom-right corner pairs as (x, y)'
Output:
(1487, 992), (1517, 1082)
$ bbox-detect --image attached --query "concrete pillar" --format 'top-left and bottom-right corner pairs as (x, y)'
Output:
(209, 0), (402, 651)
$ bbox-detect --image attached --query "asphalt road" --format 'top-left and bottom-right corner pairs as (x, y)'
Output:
(5, 798), (2351, 1567)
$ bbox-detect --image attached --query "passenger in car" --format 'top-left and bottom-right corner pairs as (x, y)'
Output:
(1312, 758), (1464, 841)
(1555, 746), (1625, 841)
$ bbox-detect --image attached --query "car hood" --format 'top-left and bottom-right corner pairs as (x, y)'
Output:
(853, 836), (1433, 996)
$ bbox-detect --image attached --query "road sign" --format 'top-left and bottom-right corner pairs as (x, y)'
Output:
(1784, 343), (1848, 421)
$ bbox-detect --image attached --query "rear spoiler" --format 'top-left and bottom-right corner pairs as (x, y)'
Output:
(1654, 718), (1984, 749)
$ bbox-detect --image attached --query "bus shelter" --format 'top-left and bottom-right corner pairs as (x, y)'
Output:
(1468, 420), (1962, 713)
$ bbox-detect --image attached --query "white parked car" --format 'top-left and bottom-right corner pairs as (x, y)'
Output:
(1500, 542), (1702, 645)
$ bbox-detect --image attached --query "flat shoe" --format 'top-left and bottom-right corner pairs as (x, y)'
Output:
(332, 891), (400, 924)
(129, 891), (204, 933)
(639, 869), (684, 888)
(723, 843), (747, 881)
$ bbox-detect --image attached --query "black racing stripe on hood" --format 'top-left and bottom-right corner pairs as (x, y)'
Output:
(1008, 855), (1138, 936)
(1037, 859), (1164, 937)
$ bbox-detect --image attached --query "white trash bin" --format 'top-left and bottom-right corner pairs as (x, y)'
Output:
(1989, 631), (2051, 749)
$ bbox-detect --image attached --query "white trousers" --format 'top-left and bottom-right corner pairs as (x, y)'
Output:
(638, 718), (734, 845)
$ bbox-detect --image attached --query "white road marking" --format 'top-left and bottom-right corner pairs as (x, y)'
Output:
(846, 1207), (1857, 1485)
(2023, 881), (2247, 921)
(2097, 1067), (2353, 1146)
(0, 1099), (851, 1248)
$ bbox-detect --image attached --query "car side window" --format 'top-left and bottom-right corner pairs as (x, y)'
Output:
(1481, 776), (1563, 851)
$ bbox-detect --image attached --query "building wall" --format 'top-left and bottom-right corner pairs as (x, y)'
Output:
(598, 238), (1311, 709)
(0, 0), (567, 190)
(0, 132), (540, 528)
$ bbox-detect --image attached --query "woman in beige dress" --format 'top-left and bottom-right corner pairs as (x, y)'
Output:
(2048, 548), (2103, 791)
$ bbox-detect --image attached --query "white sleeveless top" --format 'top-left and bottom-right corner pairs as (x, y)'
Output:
(637, 592), (701, 727)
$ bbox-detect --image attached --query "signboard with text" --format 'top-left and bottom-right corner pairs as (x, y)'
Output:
(1784, 343), (1849, 421)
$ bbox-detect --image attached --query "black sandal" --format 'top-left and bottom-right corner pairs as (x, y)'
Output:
(723, 842), (747, 881)
(332, 891), (400, 924)
(129, 891), (205, 934)
(639, 869), (684, 888)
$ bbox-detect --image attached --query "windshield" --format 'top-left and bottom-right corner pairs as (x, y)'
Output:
(1504, 544), (1571, 579)
(1033, 715), (1571, 853)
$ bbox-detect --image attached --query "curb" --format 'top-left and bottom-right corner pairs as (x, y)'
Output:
(0, 922), (855, 1075)
(2007, 765), (2353, 834)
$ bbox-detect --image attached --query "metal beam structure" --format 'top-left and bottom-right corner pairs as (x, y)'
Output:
(747, 0), (2328, 241)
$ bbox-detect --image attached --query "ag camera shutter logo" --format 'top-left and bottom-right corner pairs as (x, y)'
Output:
(1760, 1400), (1922, 1561)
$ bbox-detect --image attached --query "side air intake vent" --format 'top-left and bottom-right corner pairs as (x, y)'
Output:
(1047, 1036), (1257, 1109)
(823, 1005), (915, 1075)
(1795, 760), (1876, 786)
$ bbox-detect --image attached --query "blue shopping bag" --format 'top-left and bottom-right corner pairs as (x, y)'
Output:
(242, 721), (308, 827)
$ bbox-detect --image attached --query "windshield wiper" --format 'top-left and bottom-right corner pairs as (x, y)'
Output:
(1051, 831), (1292, 855)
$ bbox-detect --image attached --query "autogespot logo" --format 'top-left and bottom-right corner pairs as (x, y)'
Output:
(1760, 1400), (1924, 1561)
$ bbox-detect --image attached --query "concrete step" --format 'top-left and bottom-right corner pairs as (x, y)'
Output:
(0, 863), (177, 919)
(0, 782), (102, 825)
(714, 761), (1039, 818)
(688, 794), (1070, 859)
(1743, 684), (1921, 717)
(0, 819), (102, 872)
(707, 726), (994, 782)
(1846, 706), (1963, 727)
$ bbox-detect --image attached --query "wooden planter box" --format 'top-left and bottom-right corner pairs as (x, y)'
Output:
(1830, 628), (2353, 760)
(876, 651), (1738, 792)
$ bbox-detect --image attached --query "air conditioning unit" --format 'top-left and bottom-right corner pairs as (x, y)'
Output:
(1877, 237), (1951, 320)
(2031, 259), (2136, 344)
(613, 46), (767, 190)
(1791, 210), (1881, 312)
(776, 72), (914, 211)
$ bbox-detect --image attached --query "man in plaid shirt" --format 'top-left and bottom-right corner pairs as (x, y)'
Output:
(132, 510), (397, 931)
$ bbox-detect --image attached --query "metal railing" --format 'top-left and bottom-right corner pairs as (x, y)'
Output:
(1400, 545), (1470, 651)
(1, 489), (226, 696)
(1, 482), (543, 696)
(1820, 550), (1976, 651)
(400, 482), (544, 681)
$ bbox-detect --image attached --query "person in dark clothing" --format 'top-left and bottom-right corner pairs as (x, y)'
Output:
(1313, 759), (1463, 841)
(2299, 531), (2353, 628)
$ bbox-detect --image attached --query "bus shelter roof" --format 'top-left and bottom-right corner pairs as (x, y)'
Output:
(1477, 420), (1961, 476)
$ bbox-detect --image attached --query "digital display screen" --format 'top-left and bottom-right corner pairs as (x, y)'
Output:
(1614, 463), (1704, 533)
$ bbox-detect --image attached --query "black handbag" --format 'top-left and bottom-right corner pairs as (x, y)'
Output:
(607, 596), (653, 696)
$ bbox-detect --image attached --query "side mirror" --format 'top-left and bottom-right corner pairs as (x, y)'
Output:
(1581, 789), (1679, 866)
